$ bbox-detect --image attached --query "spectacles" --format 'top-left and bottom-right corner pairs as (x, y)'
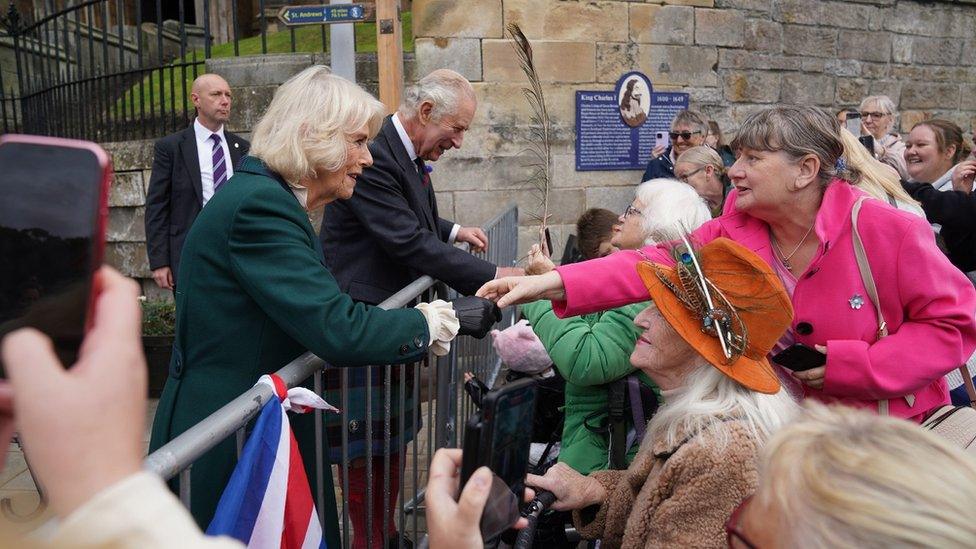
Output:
(677, 166), (705, 183)
(725, 495), (759, 549)
(860, 111), (889, 119)
(623, 205), (643, 219)
(669, 130), (702, 141)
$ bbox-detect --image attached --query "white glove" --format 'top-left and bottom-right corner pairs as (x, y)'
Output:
(414, 300), (461, 356)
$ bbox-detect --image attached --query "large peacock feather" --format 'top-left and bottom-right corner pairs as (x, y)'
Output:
(507, 23), (553, 244)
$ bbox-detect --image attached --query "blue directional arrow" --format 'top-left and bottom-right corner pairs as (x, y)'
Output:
(278, 4), (368, 26)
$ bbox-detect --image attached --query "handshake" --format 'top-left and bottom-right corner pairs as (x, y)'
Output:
(418, 296), (502, 357)
(451, 296), (502, 338)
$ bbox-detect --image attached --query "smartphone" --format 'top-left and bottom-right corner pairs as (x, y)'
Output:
(460, 378), (537, 500)
(655, 131), (669, 150)
(543, 227), (553, 257)
(771, 343), (826, 372)
(858, 134), (875, 155)
(844, 111), (862, 137)
(0, 135), (111, 372)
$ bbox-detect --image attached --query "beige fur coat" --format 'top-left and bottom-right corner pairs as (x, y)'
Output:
(573, 418), (761, 548)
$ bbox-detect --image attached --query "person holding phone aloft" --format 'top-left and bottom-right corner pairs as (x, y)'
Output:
(641, 110), (709, 182)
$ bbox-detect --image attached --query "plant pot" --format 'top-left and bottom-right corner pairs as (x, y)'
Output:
(143, 335), (175, 398)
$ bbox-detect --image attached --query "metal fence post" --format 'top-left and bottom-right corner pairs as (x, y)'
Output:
(433, 341), (458, 450)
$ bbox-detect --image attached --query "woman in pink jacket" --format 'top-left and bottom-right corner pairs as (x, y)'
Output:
(480, 106), (976, 421)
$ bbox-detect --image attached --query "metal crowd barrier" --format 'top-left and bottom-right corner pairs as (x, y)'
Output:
(145, 203), (519, 548)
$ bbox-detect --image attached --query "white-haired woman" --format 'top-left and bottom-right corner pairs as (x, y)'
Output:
(728, 403), (976, 548)
(526, 238), (799, 548)
(859, 95), (909, 180)
(148, 66), (499, 546)
(521, 180), (711, 475)
(609, 178), (713, 250)
(674, 146), (731, 215)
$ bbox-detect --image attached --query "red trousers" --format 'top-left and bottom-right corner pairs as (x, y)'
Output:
(338, 455), (400, 549)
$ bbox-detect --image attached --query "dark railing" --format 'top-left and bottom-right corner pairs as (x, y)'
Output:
(0, 1), (369, 142)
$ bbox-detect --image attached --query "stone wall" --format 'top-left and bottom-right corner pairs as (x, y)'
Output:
(412, 0), (976, 256)
(103, 52), (415, 298)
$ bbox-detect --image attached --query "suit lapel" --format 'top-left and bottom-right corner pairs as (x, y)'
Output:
(179, 127), (204, 205)
(381, 117), (437, 230)
(227, 133), (245, 169)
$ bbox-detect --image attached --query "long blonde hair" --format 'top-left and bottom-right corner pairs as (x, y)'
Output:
(676, 145), (726, 178)
(757, 403), (976, 548)
(839, 127), (918, 207)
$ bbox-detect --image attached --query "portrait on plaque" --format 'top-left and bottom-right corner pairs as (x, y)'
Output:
(616, 72), (651, 128)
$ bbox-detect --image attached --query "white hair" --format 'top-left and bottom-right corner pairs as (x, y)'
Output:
(645, 365), (799, 452)
(249, 65), (384, 185)
(399, 69), (475, 121)
(635, 178), (712, 245)
(859, 95), (898, 134)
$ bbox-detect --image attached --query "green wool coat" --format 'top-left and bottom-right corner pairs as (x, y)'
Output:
(521, 300), (659, 475)
(147, 157), (430, 547)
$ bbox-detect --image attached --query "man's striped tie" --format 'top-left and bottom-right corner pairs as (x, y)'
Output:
(211, 133), (228, 192)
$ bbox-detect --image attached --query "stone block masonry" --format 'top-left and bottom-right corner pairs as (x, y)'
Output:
(413, 0), (976, 261)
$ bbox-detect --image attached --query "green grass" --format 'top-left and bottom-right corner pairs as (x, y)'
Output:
(115, 12), (413, 118)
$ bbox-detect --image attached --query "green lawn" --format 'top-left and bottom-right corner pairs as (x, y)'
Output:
(115, 13), (413, 118)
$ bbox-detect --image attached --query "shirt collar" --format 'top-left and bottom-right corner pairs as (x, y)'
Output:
(391, 112), (418, 162)
(193, 117), (226, 143)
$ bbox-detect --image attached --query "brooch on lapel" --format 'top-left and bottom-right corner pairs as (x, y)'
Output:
(234, 142), (240, 149)
(849, 294), (864, 310)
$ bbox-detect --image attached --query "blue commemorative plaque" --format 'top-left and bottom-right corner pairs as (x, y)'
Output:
(575, 75), (689, 171)
(277, 4), (368, 25)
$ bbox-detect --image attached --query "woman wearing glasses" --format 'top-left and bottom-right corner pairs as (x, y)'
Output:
(674, 146), (731, 216)
(520, 180), (711, 476)
(640, 109), (708, 182)
(858, 95), (909, 180)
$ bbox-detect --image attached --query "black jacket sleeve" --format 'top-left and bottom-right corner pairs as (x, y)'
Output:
(437, 217), (456, 242)
(145, 138), (174, 271)
(343, 164), (497, 295)
(903, 181), (976, 271)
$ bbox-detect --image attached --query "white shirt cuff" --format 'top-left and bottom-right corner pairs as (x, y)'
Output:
(449, 223), (461, 244)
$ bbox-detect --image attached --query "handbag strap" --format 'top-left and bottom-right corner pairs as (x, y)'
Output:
(851, 197), (887, 340)
(852, 198), (917, 413)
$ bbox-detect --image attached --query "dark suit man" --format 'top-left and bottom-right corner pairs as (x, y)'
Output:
(145, 74), (248, 289)
(320, 71), (519, 302)
(318, 69), (521, 547)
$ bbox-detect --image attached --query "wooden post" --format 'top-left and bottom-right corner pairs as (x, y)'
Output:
(375, 0), (403, 113)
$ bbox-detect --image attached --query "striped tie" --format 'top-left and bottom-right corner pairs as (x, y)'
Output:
(211, 133), (228, 192)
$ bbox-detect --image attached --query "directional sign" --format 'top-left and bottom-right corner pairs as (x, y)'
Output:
(277, 4), (372, 26)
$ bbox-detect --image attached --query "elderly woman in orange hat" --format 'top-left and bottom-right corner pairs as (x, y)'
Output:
(525, 238), (799, 548)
